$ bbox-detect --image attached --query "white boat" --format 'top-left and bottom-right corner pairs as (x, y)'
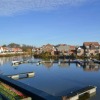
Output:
(12, 61), (21, 65)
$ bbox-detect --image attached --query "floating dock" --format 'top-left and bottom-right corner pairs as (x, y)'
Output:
(63, 86), (97, 100)
(7, 72), (35, 80)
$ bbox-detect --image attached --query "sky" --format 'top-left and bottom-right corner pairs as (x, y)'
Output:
(0, 0), (100, 47)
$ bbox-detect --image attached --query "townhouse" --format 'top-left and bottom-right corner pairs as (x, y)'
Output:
(77, 42), (100, 57)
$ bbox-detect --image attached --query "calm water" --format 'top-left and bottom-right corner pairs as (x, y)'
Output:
(0, 56), (100, 100)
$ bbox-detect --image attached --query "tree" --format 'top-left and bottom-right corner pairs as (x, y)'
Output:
(8, 43), (20, 48)
(21, 44), (33, 52)
(2, 44), (7, 47)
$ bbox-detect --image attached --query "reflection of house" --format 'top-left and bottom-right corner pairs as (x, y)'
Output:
(83, 63), (100, 71)
(42, 62), (53, 68)
(59, 63), (70, 67)
(83, 42), (100, 56)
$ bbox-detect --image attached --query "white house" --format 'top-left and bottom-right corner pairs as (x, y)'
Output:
(0, 47), (4, 53)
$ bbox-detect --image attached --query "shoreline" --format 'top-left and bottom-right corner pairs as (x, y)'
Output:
(0, 52), (31, 57)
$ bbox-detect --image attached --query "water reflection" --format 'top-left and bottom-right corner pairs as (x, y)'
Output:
(0, 56), (24, 66)
(42, 62), (53, 68)
(82, 62), (100, 72)
(0, 57), (13, 65)
(0, 57), (100, 72)
(59, 63), (70, 67)
(0, 57), (99, 100)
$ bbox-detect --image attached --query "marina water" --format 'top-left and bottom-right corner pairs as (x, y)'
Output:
(0, 56), (100, 100)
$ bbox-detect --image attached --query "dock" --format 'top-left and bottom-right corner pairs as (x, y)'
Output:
(63, 85), (97, 100)
(7, 72), (35, 80)
(93, 59), (100, 64)
(11, 59), (100, 68)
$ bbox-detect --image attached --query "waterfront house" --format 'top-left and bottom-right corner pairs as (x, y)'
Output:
(83, 42), (100, 56)
(32, 47), (42, 55)
(69, 45), (76, 55)
(0, 47), (4, 53)
(41, 44), (56, 56)
(11, 48), (23, 53)
(76, 46), (84, 56)
(0, 47), (10, 53)
(55, 44), (70, 56)
(32, 47), (37, 52)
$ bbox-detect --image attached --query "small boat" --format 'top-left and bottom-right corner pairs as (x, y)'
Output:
(12, 61), (21, 65)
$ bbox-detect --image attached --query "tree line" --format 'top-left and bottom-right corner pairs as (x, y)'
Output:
(2, 43), (33, 52)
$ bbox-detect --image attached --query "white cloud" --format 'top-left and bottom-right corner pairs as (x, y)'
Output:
(0, 0), (88, 16)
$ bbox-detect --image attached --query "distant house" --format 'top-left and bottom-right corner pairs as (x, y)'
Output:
(76, 46), (84, 56)
(41, 44), (56, 55)
(11, 48), (23, 53)
(32, 47), (37, 53)
(0, 47), (4, 53)
(69, 46), (76, 55)
(32, 47), (42, 55)
(0, 47), (9, 53)
(83, 42), (100, 56)
(55, 44), (70, 56)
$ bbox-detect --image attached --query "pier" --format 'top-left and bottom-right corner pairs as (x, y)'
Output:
(63, 86), (97, 100)
(0, 75), (97, 100)
(7, 72), (35, 80)
(93, 59), (100, 64)
(11, 59), (100, 67)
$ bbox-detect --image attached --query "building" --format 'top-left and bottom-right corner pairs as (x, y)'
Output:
(41, 44), (56, 56)
(55, 44), (70, 56)
(69, 45), (76, 55)
(76, 42), (100, 57)
(0, 47), (4, 53)
(76, 46), (84, 56)
(83, 42), (100, 56)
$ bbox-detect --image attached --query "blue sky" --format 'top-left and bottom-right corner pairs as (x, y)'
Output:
(0, 0), (100, 46)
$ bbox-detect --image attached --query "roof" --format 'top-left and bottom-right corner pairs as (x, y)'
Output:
(83, 42), (99, 46)
(69, 46), (76, 50)
(56, 45), (69, 51)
